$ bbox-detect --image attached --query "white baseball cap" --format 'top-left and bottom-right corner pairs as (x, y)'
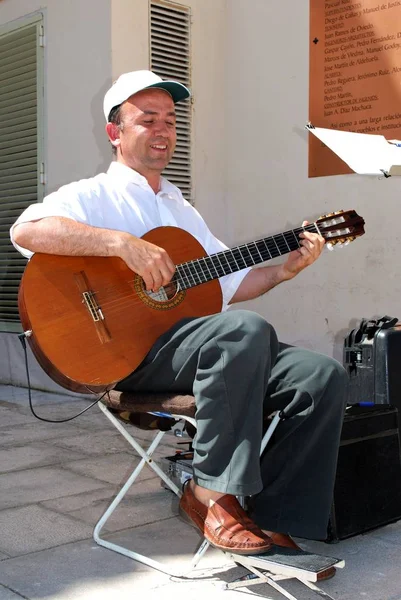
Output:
(103, 70), (191, 121)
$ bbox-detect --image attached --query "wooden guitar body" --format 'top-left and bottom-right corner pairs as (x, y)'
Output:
(18, 211), (365, 394)
(18, 227), (222, 393)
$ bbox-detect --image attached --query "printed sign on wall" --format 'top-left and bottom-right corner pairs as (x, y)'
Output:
(309, 0), (401, 176)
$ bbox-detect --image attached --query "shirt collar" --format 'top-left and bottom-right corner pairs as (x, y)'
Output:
(107, 161), (150, 189)
(107, 161), (181, 201)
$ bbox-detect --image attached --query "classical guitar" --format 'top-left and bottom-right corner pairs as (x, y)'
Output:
(18, 210), (365, 393)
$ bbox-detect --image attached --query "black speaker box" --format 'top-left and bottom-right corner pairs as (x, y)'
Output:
(327, 405), (401, 542)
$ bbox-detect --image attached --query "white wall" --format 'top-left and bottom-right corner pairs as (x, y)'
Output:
(0, 0), (111, 390)
(110, 0), (229, 235)
(1, 0), (395, 389)
(0, 0), (112, 190)
(222, 0), (399, 361)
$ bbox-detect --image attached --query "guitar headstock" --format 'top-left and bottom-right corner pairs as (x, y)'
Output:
(315, 210), (365, 248)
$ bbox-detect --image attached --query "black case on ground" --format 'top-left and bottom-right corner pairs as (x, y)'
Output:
(327, 319), (401, 542)
(343, 316), (401, 409)
(327, 405), (401, 542)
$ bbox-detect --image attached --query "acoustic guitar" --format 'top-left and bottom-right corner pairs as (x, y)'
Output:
(18, 210), (365, 393)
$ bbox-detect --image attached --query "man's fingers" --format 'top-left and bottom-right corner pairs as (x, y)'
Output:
(142, 272), (154, 292)
(152, 271), (163, 292)
(120, 236), (177, 292)
(300, 238), (314, 252)
(159, 264), (175, 288)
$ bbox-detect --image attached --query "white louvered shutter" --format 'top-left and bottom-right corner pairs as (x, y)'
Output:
(0, 15), (44, 330)
(150, 1), (193, 201)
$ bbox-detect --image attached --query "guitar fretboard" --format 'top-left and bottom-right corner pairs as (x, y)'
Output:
(173, 223), (319, 290)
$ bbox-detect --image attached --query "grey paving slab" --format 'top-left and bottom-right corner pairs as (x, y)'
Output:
(0, 421), (90, 447)
(45, 429), (138, 456)
(2, 386), (401, 600)
(0, 466), (108, 510)
(40, 485), (121, 518)
(301, 528), (401, 600)
(366, 518), (401, 546)
(31, 402), (111, 431)
(107, 515), (234, 571)
(0, 384), (74, 407)
(0, 519), (241, 600)
(71, 412), (118, 431)
(0, 538), (170, 600)
(0, 586), (26, 600)
(0, 504), (93, 556)
(0, 443), (86, 474)
(58, 451), (159, 485)
(13, 401), (96, 422)
(42, 477), (178, 533)
(0, 406), (37, 427)
(0, 399), (110, 434)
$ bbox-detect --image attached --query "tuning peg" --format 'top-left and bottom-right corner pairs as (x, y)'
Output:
(326, 242), (334, 251)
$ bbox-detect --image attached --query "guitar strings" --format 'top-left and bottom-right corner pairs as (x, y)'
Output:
(73, 226), (314, 317)
(42, 222), (343, 328)
(64, 222), (308, 320)
(85, 225), (311, 302)
(64, 224), (321, 319)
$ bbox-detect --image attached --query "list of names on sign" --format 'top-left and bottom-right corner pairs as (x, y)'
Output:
(309, 0), (401, 176)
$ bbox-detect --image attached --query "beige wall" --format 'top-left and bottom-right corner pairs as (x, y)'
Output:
(0, 0), (111, 390)
(0, 0), (112, 193)
(111, 0), (229, 236)
(222, 0), (399, 360)
(1, 0), (397, 387)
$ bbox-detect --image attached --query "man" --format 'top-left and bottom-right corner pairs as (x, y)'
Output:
(11, 71), (347, 567)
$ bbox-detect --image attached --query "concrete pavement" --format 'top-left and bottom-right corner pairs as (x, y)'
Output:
(1, 383), (401, 600)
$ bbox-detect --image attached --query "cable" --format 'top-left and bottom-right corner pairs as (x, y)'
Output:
(18, 332), (107, 423)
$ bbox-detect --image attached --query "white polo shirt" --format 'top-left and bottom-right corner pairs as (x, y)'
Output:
(11, 162), (250, 310)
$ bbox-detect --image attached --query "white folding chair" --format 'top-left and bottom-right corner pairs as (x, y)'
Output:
(94, 390), (344, 599)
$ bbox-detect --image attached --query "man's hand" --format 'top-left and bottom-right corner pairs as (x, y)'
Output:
(277, 220), (325, 281)
(118, 234), (176, 292)
(13, 217), (175, 292)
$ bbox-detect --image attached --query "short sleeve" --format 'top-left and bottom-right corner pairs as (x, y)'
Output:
(10, 184), (90, 258)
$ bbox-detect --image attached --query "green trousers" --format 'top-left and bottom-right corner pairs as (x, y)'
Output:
(116, 309), (347, 539)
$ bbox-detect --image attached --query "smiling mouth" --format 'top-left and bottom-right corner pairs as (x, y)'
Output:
(150, 144), (168, 151)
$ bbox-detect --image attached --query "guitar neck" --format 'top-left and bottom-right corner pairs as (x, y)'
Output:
(174, 223), (319, 290)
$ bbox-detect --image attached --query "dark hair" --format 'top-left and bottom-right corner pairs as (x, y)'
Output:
(108, 104), (123, 156)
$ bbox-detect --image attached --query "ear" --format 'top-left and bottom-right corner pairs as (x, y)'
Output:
(105, 122), (121, 149)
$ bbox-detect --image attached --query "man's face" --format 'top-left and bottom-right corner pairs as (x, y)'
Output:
(116, 88), (177, 176)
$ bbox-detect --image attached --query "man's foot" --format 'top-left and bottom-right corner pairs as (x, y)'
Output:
(264, 531), (336, 581)
(179, 480), (273, 555)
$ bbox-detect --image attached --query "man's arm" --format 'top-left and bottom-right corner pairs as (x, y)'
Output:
(13, 217), (175, 292)
(230, 225), (325, 304)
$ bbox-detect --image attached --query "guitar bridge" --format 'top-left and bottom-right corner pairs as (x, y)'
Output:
(74, 271), (111, 343)
(82, 291), (104, 322)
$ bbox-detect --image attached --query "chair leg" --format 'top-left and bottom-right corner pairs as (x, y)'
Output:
(94, 402), (210, 576)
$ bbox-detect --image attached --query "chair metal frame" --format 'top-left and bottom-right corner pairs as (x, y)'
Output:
(93, 400), (343, 599)
(94, 401), (280, 576)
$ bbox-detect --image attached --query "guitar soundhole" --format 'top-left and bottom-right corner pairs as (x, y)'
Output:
(145, 281), (179, 302)
(133, 275), (185, 311)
